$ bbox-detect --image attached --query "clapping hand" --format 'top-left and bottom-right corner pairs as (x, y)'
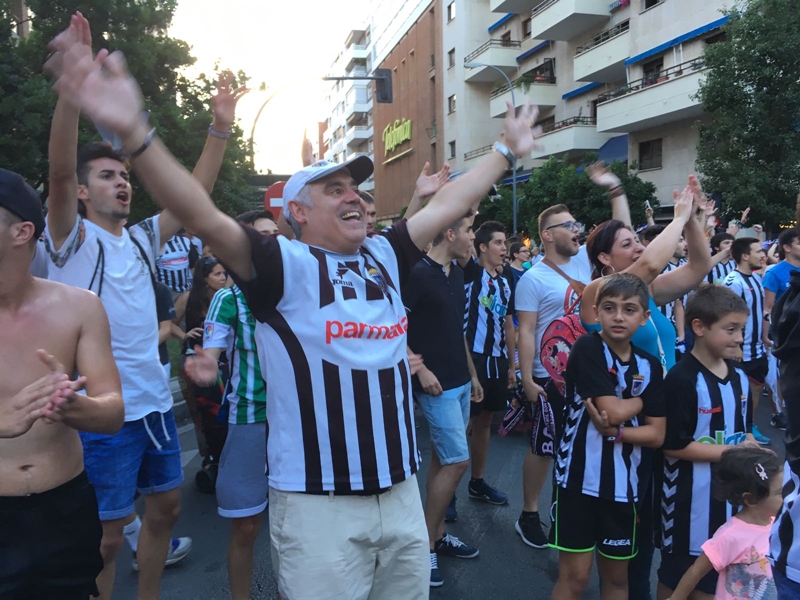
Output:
(502, 99), (541, 158)
(36, 350), (87, 425)
(415, 162), (451, 199)
(185, 346), (219, 387)
(46, 12), (107, 108)
(672, 185), (694, 224)
(211, 70), (248, 132)
(0, 356), (70, 439)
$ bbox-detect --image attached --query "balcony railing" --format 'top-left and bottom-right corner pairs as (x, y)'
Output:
(464, 39), (522, 64)
(532, 0), (558, 18)
(464, 145), (494, 160)
(352, 44), (368, 51)
(540, 116), (597, 134)
(489, 74), (557, 99)
(575, 20), (630, 56)
(597, 57), (705, 104)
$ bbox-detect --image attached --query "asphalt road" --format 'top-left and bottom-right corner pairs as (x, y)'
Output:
(113, 398), (785, 600)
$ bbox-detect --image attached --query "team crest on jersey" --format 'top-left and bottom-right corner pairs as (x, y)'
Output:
(204, 324), (213, 338)
(367, 267), (387, 294)
(631, 374), (645, 396)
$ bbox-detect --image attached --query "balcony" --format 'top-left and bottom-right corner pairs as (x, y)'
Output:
(345, 44), (369, 71)
(464, 145), (494, 161)
(464, 40), (522, 83)
(489, 76), (559, 118)
(529, 0), (609, 41)
(596, 58), (706, 133)
(490, 0), (538, 13)
(345, 125), (373, 148)
(574, 20), (630, 82)
(531, 116), (616, 159)
(345, 98), (373, 125)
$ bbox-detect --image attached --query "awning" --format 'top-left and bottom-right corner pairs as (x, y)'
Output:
(598, 135), (629, 163)
(562, 82), (601, 100)
(517, 40), (551, 62)
(501, 169), (533, 185)
(488, 13), (514, 33)
(624, 16), (729, 66)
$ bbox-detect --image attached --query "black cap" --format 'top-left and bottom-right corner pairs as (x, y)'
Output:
(0, 169), (45, 239)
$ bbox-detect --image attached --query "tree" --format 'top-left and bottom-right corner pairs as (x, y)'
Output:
(474, 155), (658, 242)
(0, 0), (255, 223)
(695, 0), (800, 230)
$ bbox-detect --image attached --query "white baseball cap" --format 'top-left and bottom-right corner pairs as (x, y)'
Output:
(282, 155), (374, 217)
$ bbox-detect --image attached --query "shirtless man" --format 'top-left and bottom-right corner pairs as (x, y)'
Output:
(0, 168), (124, 600)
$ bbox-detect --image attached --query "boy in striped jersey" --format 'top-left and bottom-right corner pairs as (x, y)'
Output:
(658, 285), (757, 600)
(550, 273), (665, 600)
(705, 232), (735, 285)
(724, 237), (772, 445)
(465, 220), (516, 505)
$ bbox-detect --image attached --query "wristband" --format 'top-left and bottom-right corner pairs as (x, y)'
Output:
(606, 424), (623, 443)
(130, 128), (156, 159)
(607, 185), (625, 199)
(208, 125), (232, 140)
(492, 141), (516, 167)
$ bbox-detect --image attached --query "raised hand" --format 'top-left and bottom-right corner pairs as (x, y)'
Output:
(741, 207), (751, 225)
(503, 99), (540, 158)
(185, 346), (219, 387)
(415, 162), (451, 199)
(586, 162), (622, 190)
(211, 70), (249, 132)
(46, 12), (106, 108)
(672, 185), (694, 224)
(301, 129), (314, 167)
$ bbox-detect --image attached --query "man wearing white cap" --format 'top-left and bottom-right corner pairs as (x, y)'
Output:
(54, 32), (542, 597)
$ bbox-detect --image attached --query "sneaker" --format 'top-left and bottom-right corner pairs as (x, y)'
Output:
(771, 413), (789, 431)
(468, 479), (509, 505)
(751, 425), (772, 445)
(434, 533), (479, 559)
(515, 511), (548, 548)
(445, 495), (458, 523)
(132, 537), (193, 571)
(430, 552), (443, 587)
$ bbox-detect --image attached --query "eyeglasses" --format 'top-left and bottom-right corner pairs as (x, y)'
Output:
(545, 221), (583, 233)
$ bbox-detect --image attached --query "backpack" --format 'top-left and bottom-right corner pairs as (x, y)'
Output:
(538, 258), (587, 397)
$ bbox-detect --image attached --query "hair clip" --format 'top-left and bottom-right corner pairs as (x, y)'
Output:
(756, 463), (768, 481)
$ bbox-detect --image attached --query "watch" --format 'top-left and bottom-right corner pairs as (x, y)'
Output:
(492, 141), (516, 167)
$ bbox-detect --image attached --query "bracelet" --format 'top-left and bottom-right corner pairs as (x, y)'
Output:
(208, 125), (232, 140)
(606, 425), (623, 443)
(130, 128), (156, 159)
(607, 185), (625, 199)
(492, 141), (516, 167)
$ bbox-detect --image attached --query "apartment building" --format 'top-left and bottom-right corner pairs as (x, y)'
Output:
(323, 28), (376, 193)
(445, 0), (730, 207)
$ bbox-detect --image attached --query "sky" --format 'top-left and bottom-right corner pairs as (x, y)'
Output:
(170, 0), (369, 174)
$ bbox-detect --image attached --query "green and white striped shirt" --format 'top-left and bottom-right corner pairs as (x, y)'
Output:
(203, 285), (266, 424)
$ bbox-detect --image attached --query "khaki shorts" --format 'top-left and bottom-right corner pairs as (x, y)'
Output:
(269, 475), (429, 600)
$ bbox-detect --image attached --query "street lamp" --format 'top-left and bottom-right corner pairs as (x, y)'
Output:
(249, 89), (278, 168)
(464, 61), (519, 237)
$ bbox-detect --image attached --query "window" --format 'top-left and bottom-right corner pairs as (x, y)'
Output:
(501, 31), (512, 47)
(448, 48), (455, 68)
(366, 85), (373, 100)
(447, 1), (456, 22)
(705, 31), (727, 45)
(643, 0), (663, 8)
(448, 94), (456, 114)
(639, 139), (663, 170)
(536, 116), (555, 132)
(449, 141), (456, 159)
(522, 18), (532, 39)
(368, 139), (374, 153)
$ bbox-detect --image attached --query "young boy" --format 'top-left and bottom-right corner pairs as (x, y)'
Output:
(549, 273), (666, 600)
(658, 285), (757, 600)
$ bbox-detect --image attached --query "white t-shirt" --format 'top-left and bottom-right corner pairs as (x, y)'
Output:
(43, 215), (171, 421)
(515, 247), (592, 378)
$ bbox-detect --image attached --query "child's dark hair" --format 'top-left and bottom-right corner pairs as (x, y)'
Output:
(474, 220), (505, 256)
(595, 273), (649, 310)
(685, 285), (748, 327)
(713, 446), (782, 507)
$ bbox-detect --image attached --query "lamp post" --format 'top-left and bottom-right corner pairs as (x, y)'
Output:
(465, 61), (518, 237)
(249, 89), (278, 169)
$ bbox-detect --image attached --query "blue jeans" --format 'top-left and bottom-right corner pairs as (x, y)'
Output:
(776, 568), (800, 599)
(416, 382), (471, 465)
(80, 409), (183, 520)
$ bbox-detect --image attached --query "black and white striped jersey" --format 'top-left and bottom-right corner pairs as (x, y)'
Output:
(707, 259), (736, 285)
(230, 220), (422, 494)
(464, 266), (514, 358)
(770, 465), (800, 582)
(556, 333), (664, 503)
(661, 354), (752, 556)
(659, 260), (686, 325)
(723, 269), (766, 361)
(156, 234), (193, 292)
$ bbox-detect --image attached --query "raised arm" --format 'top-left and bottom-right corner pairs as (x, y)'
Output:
(404, 162), (450, 220)
(406, 101), (539, 250)
(587, 162), (632, 229)
(56, 46), (254, 281)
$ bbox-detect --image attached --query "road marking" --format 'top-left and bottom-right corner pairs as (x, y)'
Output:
(177, 423), (195, 435)
(181, 449), (199, 468)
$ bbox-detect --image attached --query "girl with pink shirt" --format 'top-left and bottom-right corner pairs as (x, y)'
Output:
(668, 446), (782, 600)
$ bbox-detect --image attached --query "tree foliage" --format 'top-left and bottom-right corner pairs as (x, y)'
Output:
(0, 0), (256, 223)
(695, 0), (800, 229)
(475, 155), (658, 242)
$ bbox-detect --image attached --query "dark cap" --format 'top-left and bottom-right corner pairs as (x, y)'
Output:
(0, 169), (45, 239)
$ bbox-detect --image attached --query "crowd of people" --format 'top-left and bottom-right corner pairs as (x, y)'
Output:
(2, 12), (800, 600)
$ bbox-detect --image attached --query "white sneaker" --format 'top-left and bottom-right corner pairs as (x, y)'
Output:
(132, 537), (192, 571)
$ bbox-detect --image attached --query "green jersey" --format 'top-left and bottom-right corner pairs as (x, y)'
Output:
(203, 285), (266, 424)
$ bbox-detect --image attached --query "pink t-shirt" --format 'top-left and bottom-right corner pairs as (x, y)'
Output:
(702, 516), (777, 599)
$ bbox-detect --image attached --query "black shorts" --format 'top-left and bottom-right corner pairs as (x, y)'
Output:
(739, 355), (768, 385)
(548, 486), (638, 560)
(0, 472), (103, 600)
(658, 551), (718, 595)
(470, 354), (511, 416)
(530, 377), (565, 459)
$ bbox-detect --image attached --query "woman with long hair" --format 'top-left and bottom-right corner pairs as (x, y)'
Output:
(185, 257), (229, 344)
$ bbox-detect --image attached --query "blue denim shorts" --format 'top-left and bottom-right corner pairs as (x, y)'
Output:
(80, 409), (183, 521)
(416, 382), (471, 465)
(775, 568), (800, 599)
